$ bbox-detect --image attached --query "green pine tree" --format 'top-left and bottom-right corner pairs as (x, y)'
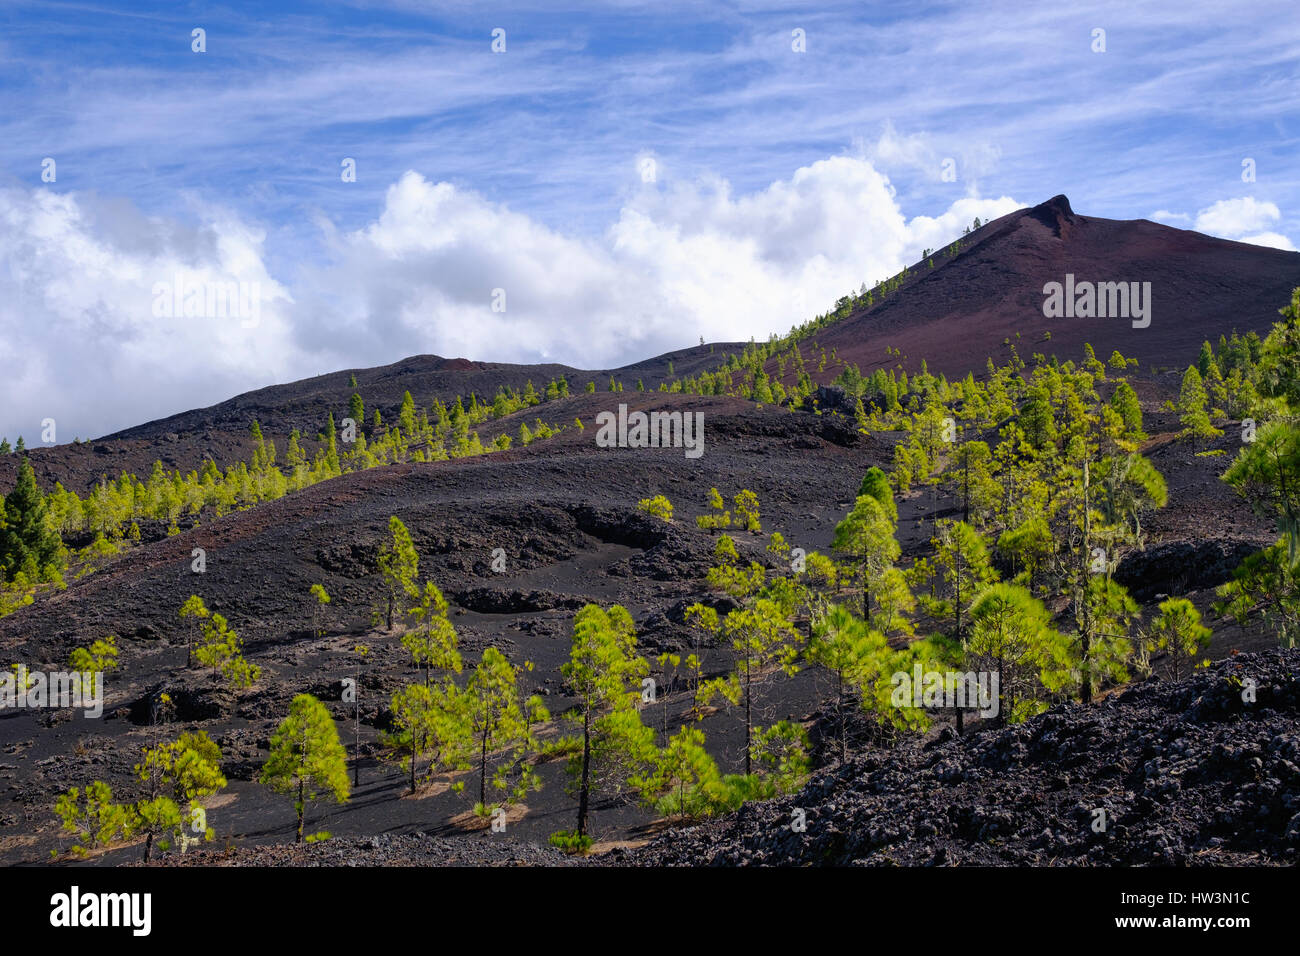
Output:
(1148, 597), (1211, 681)
(376, 516), (420, 630)
(832, 494), (901, 622)
(464, 647), (548, 811)
(0, 456), (61, 579)
(559, 604), (653, 839)
(260, 694), (351, 843)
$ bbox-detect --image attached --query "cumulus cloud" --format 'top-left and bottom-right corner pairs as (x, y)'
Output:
(1234, 232), (1298, 252)
(0, 187), (294, 443)
(298, 157), (1023, 369)
(1192, 197), (1296, 249)
(0, 157), (1022, 440)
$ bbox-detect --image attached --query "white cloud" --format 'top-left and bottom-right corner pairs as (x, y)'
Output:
(1193, 197), (1283, 238)
(1236, 232), (1298, 252)
(0, 188), (295, 443)
(298, 157), (1022, 369)
(860, 121), (1004, 193)
(1169, 197), (1300, 251)
(1, 157), (1021, 440)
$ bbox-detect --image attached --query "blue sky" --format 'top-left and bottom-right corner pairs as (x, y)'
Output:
(1, 0), (1297, 440)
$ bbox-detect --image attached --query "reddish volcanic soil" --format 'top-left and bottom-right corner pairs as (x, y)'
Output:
(797, 195), (1300, 384)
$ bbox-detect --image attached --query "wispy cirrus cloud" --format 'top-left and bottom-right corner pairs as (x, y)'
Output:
(0, 0), (1297, 439)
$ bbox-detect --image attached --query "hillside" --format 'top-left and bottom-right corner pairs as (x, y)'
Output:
(1, 195), (1296, 867)
(0, 344), (740, 496)
(143, 649), (1300, 867)
(613, 648), (1300, 866)
(798, 195), (1300, 382)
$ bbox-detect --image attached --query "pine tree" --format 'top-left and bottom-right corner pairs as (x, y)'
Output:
(927, 520), (997, 641)
(309, 584), (330, 638)
(195, 613), (260, 689)
(1018, 388), (1057, 452)
(714, 597), (802, 775)
(1213, 539), (1300, 648)
(560, 604), (653, 839)
(1197, 340), (1215, 380)
(807, 604), (887, 759)
(260, 694), (351, 843)
(464, 647), (548, 811)
(1108, 380), (1145, 442)
(857, 467), (897, 523)
(1224, 420), (1300, 561)
(68, 635), (119, 696)
(733, 490), (761, 532)
(1093, 453), (1167, 546)
(1254, 286), (1300, 409)
(832, 494), (901, 622)
(1074, 577), (1137, 702)
(0, 456), (61, 579)
(1148, 597), (1211, 681)
(399, 391), (417, 435)
(966, 583), (1071, 725)
(134, 729), (226, 861)
(695, 487), (731, 531)
(376, 516), (419, 630)
(950, 441), (996, 524)
(387, 682), (440, 795)
(53, 781), (136, 857)
(178, 595), (209, 668)
(402, 580), (461, 685)
(323, 412), (340, 474)
(1178, 366), (1220, 450)
(640, 725), (724, 822)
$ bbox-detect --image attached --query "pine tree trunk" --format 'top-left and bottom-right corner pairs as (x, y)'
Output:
(296, 776), (305, 843)
(1080, 460), (1094, 704)
(963, 456), (970, 523)
(862, 564), (871, 623)
(480, 727), (488, 808)
(744, 658), (752, 776)
(997, 653), (1006, 728)
(577, 708), (591, 837)
(838, 672), (847, 761)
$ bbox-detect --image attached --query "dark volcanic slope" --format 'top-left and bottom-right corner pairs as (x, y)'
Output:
(10, 195), (1297, 497)
(101, 344), (737, 446)
(0, 343), (740, 495)
(807, 195), (1300, 382)
(613, 649), (1300, 867)
(0, 393), (877, 863)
